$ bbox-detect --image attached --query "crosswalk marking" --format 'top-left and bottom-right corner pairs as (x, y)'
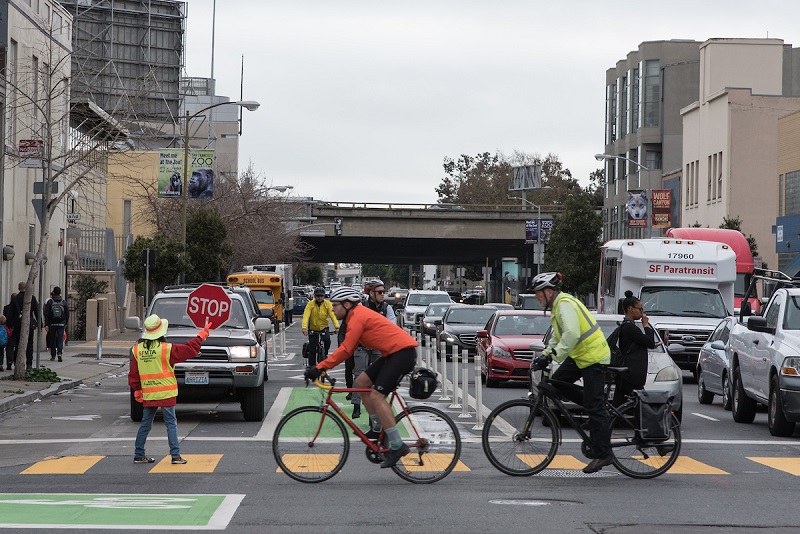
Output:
(633, 456), (729, 475)
(149, 454), (223, 473)
(747, 457), (800, 476)
(401, 455), (471, 472)
(276, 454), (343, 473)
(22, 455), (105, 475)
(544, 455), (587, 470)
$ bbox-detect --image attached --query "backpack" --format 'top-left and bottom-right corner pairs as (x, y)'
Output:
(50, 300), (66, 322)
(606, 323), (626, 367)
(0, 324), (6, 348)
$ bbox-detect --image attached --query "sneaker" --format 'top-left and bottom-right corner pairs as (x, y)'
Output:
(656, 444), (674, 457)
(364, 427), (381, 441)
(582, 455), (613, 473)
(5, 366), (10, 371)
(352, 405), (361, 419)
(345, 393), (352, 401)
(58, 355), (63, 362)
(50, 357), (55, 361)
(171, 456), (187, 465)
(133, 457), (155, 464)
(380, 443), (410, 468)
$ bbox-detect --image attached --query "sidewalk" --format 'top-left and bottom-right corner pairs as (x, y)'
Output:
(0, 330), (141, 414)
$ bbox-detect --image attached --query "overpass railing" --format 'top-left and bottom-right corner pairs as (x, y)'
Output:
(317, 202), (561, 212)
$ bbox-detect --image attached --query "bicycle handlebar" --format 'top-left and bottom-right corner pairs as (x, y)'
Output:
(306, 370), (336, 390)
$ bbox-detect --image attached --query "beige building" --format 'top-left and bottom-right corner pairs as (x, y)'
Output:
(681, 38), (800, 269)
(775, 109), (800, 270)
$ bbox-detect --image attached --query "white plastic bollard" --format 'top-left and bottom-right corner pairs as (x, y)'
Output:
(472, 354), (484, 430)
(438, 340), (450, 401)
(280, 328), (286, 358)
(430, 336), (438, 377)
(459, 349), (471, 419)
(415, 331), (423, 367)
(270, 329), (277, 361)
(448, 344), (461, 409)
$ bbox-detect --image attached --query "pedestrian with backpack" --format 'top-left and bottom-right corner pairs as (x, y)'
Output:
(0, 315), (8, 357)
(612, 290), (657, 407)
(45, 286), (69, 362)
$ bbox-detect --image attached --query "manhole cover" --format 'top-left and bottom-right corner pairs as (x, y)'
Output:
(490, 498), (582, 506)
(533, 469), (619, 478)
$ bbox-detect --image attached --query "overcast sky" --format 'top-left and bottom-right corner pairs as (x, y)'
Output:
(183, 0), (800, 205)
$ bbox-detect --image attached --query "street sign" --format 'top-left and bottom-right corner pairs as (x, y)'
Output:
(31, 199), (45, 225)
(19, 139), (43, 158)
(66, 213), (80, 222)
(33, 181), (58, 195)
(186, 284), (231, 329)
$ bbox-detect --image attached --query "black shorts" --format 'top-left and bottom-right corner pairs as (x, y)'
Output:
(363, 347), (417, 396)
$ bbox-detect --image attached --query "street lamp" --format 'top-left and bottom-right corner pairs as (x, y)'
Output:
(265, 185), (293, 193)
(64, 254), (74, 296)
(181, 100), (261, 249)
(595, 153), (652, 238)
(509, 196), (542, 281)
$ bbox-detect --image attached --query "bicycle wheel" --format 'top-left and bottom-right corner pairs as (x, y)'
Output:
(272, 406), (349, 483)
(610, 403), (681, 479)
(482, 399), (559, 476)
(391, 406), (462, 484)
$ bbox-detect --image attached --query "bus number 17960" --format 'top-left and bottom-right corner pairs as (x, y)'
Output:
(667, 253), (694, 259)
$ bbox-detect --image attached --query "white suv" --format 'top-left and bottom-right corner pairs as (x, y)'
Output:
(402, 290), (452, 330)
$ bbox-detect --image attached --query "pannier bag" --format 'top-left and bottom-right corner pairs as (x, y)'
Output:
(302, 342), (309, 359)
(409, 367), (438, 399)
(634, 390), (673, 441)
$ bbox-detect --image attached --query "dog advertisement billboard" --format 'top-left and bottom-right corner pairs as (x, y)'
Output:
(651, 189), (672, 228)
(158, 149), (215, 199)
(626, 190), (647, 228)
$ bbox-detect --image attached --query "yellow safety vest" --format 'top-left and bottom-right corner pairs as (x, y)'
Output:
(133, 342), (178, 400)
(552, 293), (610, 368)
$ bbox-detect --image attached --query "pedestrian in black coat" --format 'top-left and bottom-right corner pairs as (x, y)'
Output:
(613, 290), (657, 406)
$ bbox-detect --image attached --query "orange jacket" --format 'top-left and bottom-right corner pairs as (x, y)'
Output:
(316, 304), (417, 370)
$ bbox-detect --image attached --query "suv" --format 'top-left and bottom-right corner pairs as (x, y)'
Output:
(515, 294), (544, 311)
(436, 304), (497, 361)
(125, 284), (273, 422)
(402, 290), (452, 330)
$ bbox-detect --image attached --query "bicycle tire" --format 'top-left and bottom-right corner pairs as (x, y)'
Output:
(272, 406), (349, 483)
(482, 399), (559, 476)
(390, 406), (462, 484)
(610, 403), (681, 479)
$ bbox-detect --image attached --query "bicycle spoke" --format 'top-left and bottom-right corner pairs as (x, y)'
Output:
(610, 406), (681, 479)
(391, 406), (461, 484)
(482, 399), (558, 476)
(273, 406), (349, 483)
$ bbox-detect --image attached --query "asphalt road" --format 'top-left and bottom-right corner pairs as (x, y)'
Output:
(1, 322), (799, 533)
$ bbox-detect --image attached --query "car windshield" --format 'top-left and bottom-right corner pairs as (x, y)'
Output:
(252, 290), (275, 305)
(407, 294), (450, 306)
(445, 308), (495, 325)
(640, 287), (728, 318)
(493, 315), (551, 336)
(425, 304), (451, 317)
(151, 296), (250, 329)
(518, 296), (544, 311)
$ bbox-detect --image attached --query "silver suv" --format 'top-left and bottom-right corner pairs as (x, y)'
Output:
(125, 284), (273, 422)
(402, 290), (452, 330)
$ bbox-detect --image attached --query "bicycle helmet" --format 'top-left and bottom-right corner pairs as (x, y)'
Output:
(363, 279), (385, 293)
(313, 287), (326, 297)
(330, 287), (362, 303)
(531, 271), (562, 292)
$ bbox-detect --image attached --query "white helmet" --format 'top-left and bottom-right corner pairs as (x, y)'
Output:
(330, 287), (362, 303)
(531, 271), (563, 291)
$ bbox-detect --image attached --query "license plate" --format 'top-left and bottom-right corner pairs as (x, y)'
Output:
(185, 372), (209, 385)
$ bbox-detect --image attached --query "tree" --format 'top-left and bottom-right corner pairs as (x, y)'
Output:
(186, 208), (233, 282)
(719, 216), (763, 266)
(73, 275), (109, 341)
(295, 265), (323, 285)
(123, 234), (191, 297)
(543, 194), (603, 298)
(586, 168), (606, 208)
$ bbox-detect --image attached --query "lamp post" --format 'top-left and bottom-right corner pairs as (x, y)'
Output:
(509, 196), (542, 282)
(595, 153), (652, 238)
(181, 100), (260, 248)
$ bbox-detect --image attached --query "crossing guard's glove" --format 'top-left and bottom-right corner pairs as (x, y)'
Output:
(304, 366), (323, 381)
(134, 390), (144, 403)
(198, 321), (213, 341)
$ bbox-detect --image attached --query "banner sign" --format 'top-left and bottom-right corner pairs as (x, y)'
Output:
(510, 165), (542, 191)
(626, 190), (647, 228)
(651, 189), (672, 228)
(158, 149), (215, 199)
(525, 219), (553, 244)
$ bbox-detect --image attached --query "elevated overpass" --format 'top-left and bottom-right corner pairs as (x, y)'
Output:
(291, 202), (559, 265)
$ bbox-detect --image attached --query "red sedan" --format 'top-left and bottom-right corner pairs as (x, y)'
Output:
(477, 310), (550, 387)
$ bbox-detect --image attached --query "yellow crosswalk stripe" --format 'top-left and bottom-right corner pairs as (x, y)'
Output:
(633, 456), (729, 475)
(400, 455), (470, 472)
(747, 457), (800, 476)
(149, 454), (223, 473)
(276, 454), (343, 473)
(22, 455), (105, 475)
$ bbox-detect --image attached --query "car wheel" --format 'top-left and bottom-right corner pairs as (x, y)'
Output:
(697, 368), (715, 404)
(732, 367), (757, 424)
(486, 375), (499, 388)
(722, 372), (732, 411)
(768, 375), (796, 437)
(130, 389), (143, 422)
(240, 383), (266, 422)
(673, 403), (683, 423)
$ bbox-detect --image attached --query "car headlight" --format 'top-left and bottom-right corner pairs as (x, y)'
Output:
(424, 322), (433, 329)
(230, 346), (258, 360)
(493, 346), (511, 359)
(781, 357), (800, 376)
(442, 333), (457, 343)
(654, 366), (680, 382)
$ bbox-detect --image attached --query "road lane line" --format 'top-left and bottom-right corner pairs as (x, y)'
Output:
(691, 413), (720, 421)
(255, 386), (292, 440)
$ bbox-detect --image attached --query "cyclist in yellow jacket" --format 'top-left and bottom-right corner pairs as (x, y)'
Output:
(302, 287), (340, 366)
(533, 272), (612, 473)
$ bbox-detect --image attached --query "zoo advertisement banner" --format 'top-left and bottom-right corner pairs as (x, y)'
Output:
(626, 190), (647, 228)
(525, 219), (553, 244)
(158, 149), (215, 199)
(651, 189), (672, 228)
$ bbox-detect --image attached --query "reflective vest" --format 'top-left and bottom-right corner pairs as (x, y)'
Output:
(552, 293), (610, 368)
(133, 342), (178, 400)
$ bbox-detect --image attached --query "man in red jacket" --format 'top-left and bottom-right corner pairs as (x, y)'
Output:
(128, 314), (211, 465)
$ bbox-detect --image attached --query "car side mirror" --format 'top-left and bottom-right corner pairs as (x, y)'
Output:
(529, 340), (546, 352)
(667, 343), (685, 354)
(747, 315), (774, 334)
(254, 317), (272, 333)
(710, 340), (726, 351)
(125, 316), (142, 330)
(434, 319), (442, 326)
(477, 330), (488, 338)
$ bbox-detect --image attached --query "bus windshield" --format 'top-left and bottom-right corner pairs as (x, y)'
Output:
(640, 287), (728, 319)
(252, 290), (275, 305)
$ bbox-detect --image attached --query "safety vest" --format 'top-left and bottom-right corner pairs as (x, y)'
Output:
(133, 342), (178, 400)
(551, 293), (610, 368)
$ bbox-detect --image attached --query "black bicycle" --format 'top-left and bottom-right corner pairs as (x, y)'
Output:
(307, 329), (328, 366)
(481, 357), (681, 479)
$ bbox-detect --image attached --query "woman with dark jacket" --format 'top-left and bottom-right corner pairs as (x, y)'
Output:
(613, 290), (657, 406)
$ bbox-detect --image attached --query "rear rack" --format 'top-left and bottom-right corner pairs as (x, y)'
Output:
(740, 268), (798, 320)
(163, 282), (245, 293)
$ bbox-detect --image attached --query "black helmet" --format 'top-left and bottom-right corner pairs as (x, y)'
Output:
(531, 272), (562, 292)
(408, 367), (438, 399)
(313, 287), (325, 296)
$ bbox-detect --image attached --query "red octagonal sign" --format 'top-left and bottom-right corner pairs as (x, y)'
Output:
(186, 284), (232, 329)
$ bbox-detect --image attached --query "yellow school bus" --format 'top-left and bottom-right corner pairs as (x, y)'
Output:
(227, 272), (284, 327)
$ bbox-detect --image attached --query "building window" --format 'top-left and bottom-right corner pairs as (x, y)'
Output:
(606, 84), (617, 143)
(122, 200), (132, 236)
(631, 68), (640, 133)
(694, 159), (699, 206)
(717, 151), (723, 201)
(7, 39), (17, 144)
(619, 76), (628, 138)
(643, 60), (660, 128)
(779, 174), (785, 216)
(707, 154), (713, 202)
(645, 150), (661, 171)
(786, 170), (800, 215)
(29, 224), (36, 253)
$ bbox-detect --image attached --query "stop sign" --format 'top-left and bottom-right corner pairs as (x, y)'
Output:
(186, 284), (232, 329)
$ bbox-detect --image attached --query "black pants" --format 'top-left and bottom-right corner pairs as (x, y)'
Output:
(551, 358), (611, 458)
(308, 330), (331, 367)
(612, 354), (647, 407)
(7, 329), (35, 369)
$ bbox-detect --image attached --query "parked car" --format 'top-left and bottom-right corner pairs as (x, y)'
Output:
(402, 290), (451, 330)
(124, 284), (274, 422)
(515, 293), (544, 311)
(292, 295), (310, 315)
(477, 310), (551, 387)
(696, 316), (736, 410)
(436, 304), (497, 361)
(533, 313), (684, 421)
